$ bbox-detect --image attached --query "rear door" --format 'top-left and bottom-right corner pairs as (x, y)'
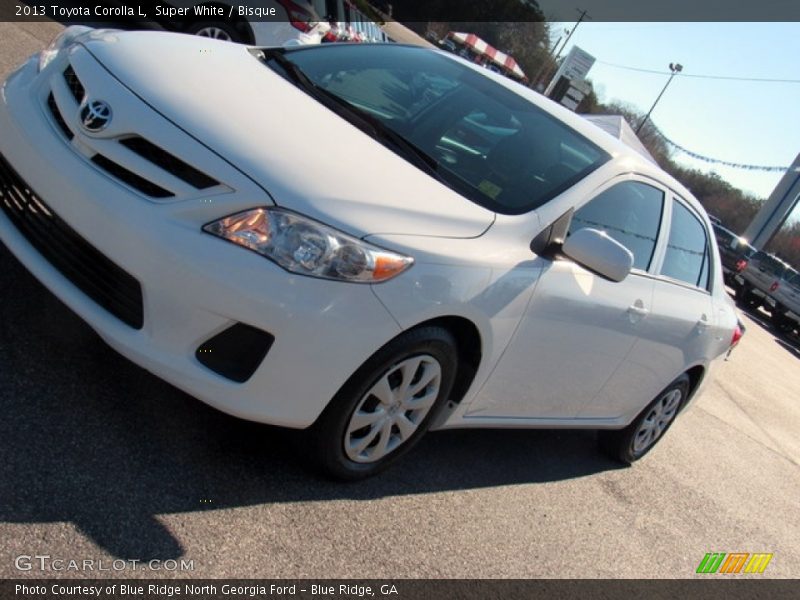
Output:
(584, 194), (715, 419)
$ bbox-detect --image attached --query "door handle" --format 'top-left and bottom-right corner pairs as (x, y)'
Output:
(697, 314), (709, 333)
(627, 302), (650, 318)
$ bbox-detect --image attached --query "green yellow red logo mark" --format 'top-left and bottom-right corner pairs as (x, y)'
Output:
(696, 552), (773, 574)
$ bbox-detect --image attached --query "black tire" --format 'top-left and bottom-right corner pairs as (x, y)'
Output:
(185, 20), (247, 43)
(772, 311), (792, 334)
(735, 285), (760, 310)
(304, 326), (458, 481)
(599, 373), (691, 464)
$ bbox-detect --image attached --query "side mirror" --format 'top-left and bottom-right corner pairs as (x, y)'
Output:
(562, 228), (633, 282)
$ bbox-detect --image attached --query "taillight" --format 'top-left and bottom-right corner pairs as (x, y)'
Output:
(769, 281), (780, 292)
(731, 323), (744, 348)
(277, 0), (314, 31)
(735, 259), (747, 272)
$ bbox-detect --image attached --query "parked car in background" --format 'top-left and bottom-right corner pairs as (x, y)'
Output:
(0, 29), (740, 479)
(734, 251), (792, 310)
(711, 223), (756, 285)
(766, 269), (800, 335)
(146, 0), (387, 45)
(154, 0), (330, 45)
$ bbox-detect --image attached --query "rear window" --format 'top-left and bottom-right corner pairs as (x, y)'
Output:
(273, 45), (610, 214)
(738, 243), (756, 258)
(712, 224), (735, 247)
(661, 199), (710, 290)
(753, 252), (787, 277)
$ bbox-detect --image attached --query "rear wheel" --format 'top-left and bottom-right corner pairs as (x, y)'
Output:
(772, 311), (794, 334)
(599, 373), (690, 464)
(305, 326), (458, 481)
(735, 285), (760, 310)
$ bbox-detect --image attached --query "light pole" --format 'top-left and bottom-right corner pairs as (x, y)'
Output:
(550, 28), (570, 55)
(636, 62), (683, 134)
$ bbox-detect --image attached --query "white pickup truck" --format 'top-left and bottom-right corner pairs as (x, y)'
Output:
(734, 251), (793, 310)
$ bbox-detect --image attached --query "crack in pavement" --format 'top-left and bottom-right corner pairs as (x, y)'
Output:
(697, 384), (799, 468)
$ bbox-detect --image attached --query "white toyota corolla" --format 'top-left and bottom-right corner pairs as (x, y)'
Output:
(0, 27), (740, 479)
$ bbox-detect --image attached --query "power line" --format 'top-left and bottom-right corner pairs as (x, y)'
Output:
(651, 121), (799, 173)
(598, 60), (800, 84)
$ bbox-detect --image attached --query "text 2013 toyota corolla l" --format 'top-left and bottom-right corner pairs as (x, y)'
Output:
(0, 27), (740, 479)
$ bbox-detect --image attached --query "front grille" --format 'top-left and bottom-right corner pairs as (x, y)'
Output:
(64, 66), (85, 103)
(47, 93), (74, 140)
(120, 138), (219, 190)
(91, 154), (174, 199)
(50, 63), (221, 201)
(0, 153), (144, 329)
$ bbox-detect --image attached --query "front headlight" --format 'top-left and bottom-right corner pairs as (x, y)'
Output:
(203, 208), (414, 283)
(38, 25), (94, 72)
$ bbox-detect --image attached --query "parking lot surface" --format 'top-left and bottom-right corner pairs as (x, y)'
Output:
(1, 21), (798, 579)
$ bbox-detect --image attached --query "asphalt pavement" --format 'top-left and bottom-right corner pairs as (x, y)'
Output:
(0, 21), (798, 579)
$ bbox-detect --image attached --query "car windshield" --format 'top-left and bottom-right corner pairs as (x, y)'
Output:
(264, 44), (610, 215)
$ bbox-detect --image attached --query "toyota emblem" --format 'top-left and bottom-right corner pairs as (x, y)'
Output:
(79, 100), (112, 132)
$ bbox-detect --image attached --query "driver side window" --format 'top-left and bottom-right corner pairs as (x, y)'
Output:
(569, 181), (664, 271)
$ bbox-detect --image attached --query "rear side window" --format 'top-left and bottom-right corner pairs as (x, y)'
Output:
(569, 181), (664, 271)
(661, 200), (710, 290)
(758, 254), (787, 278)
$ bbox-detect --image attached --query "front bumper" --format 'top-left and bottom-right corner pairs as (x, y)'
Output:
(0, 56), (401, 428)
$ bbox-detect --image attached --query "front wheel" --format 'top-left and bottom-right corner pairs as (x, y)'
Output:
(599, 373), (690, 464)
(305, 326), (458, 480)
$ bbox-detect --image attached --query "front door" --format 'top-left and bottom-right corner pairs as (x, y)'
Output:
(467, 178), (667, 419)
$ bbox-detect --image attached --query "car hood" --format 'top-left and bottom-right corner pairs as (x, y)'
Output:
(83, 32), (495, 239)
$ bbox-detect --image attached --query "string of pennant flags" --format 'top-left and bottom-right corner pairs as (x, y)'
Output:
(651, 122), (799, 173)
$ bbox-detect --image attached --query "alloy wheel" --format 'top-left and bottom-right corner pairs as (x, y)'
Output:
(195, 27), (233, 41)
(344, 355), (442, 463)
(632, 388), (682, 455)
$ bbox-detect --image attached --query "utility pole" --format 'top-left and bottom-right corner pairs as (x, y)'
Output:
(636, 62), (683, 134)
(535, 8), (590, 90)
(553, 8), (590, 61)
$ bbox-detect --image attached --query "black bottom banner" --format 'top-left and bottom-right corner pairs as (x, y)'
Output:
(3, 579), (799, 600)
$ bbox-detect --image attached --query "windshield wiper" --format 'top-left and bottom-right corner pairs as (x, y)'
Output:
(260, 49), (442, 180)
